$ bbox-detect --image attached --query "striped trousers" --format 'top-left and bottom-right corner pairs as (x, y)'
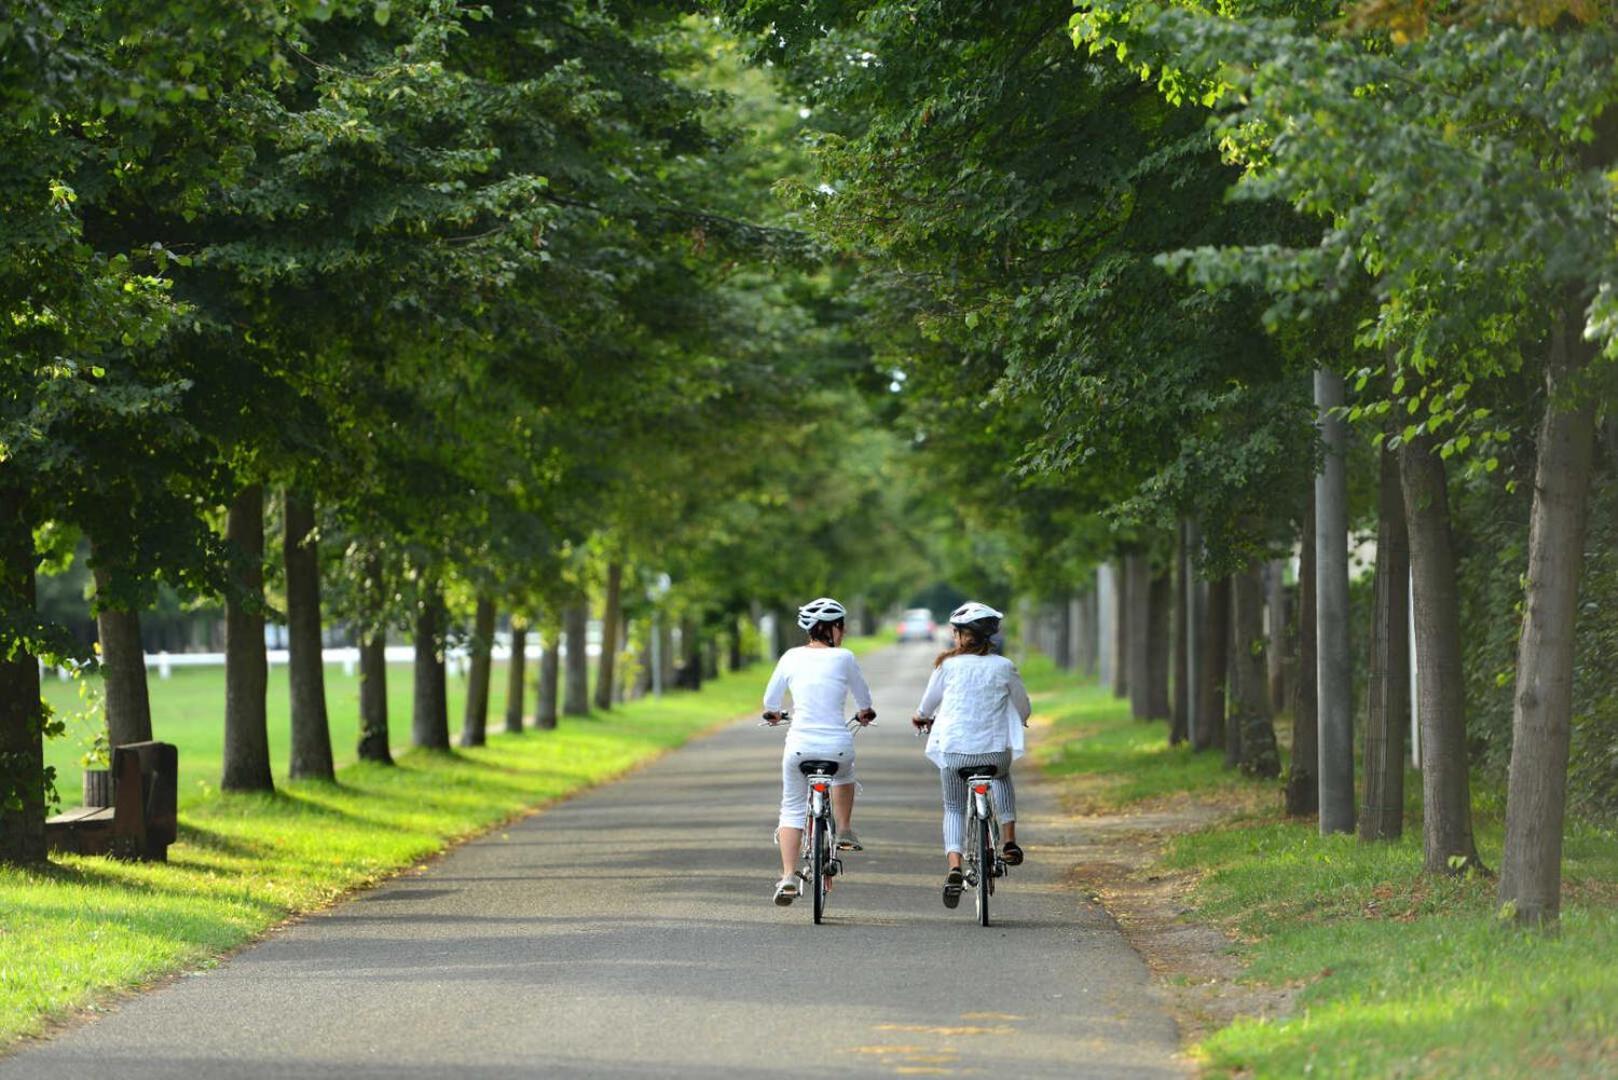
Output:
(936, 750), (1016, 855)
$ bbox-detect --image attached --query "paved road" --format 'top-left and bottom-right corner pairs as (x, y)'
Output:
(2, 645), (1182, 1079)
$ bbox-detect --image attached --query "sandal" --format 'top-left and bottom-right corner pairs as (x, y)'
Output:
(1002, 841), (1024, 866)
(773, 876), (799, 906)
(837, 828), (863, 852)
(942, 867), (964, 909)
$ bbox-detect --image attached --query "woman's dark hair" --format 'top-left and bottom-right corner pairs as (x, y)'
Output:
(807, 618), (844, 645)
(934, 625), (995, 668)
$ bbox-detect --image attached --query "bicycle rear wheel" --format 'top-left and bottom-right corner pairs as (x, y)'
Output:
(974, 815), (992, 927)
(811, 815), (827, 924)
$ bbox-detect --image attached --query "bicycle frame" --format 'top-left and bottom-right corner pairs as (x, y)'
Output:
(962, 772), (1004, 927)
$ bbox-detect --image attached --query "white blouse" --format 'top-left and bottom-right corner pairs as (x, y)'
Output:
(762, 646), (873, 751)
(914, 653), (1032, 765)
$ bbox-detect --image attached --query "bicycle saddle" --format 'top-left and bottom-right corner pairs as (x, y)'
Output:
(956, 764), (999, 780)
(798, 759), (841, 776)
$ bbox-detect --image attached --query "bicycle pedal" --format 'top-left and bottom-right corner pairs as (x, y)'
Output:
(994, 859), (1008, 877)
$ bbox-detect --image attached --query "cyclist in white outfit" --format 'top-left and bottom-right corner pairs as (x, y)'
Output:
(761, 597), (876, 906)
(912, 602), (1031, 908)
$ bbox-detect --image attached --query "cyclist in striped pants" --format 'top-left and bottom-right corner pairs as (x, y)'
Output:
(911, 602), (1032, 908)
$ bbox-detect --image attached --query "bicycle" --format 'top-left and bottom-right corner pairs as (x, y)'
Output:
(958, 763), (1007, 927)
(914, 720), (1010, 927)
(760, 712), (873, 924)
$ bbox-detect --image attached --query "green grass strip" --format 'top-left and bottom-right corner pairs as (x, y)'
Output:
(2, 640), (885, 1046)
(1026, 655), (1618, 1079)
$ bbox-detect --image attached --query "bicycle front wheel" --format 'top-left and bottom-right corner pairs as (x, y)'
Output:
(974, 815), (992, 927)
(811, 815), (827, 925)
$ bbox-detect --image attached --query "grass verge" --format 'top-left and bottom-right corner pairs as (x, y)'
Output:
(1024, 655), (1618, 1079)
(3, 641), (881, 1047)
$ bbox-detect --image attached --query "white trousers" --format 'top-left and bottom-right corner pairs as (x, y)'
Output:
(779, 746), (856, 829)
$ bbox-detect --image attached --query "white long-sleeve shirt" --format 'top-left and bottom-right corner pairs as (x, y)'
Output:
(915, 653), (1032, 765)
(762, 646), (873, 752)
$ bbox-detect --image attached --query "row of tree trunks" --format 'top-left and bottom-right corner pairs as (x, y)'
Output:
(0, 485), (45, 865)
(1360, 441), (1409, 841)
(459, 594), (497, 748)
(504, 621), (527, 734)
(1286, 493), (1320, 816)
(222, 485), (273, 791)
(284, 492), (334, 780)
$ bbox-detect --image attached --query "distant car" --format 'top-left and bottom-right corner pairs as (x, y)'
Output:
(896, 608), (937, 643)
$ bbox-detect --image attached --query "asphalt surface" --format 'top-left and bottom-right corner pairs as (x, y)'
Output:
(2, 644), (1183, 1079)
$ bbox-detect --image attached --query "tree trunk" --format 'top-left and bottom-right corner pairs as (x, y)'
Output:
(563, 602), (590, 715)
(659, 615), (677, 691)
(537, 616), (560, 729)
(356, 553), (391, 764)
(679, 615), (703, 691)
(504, 621), (527, 734)
(0, 487), (45, 865)
(594, 562), (622, 711)
(1286, 494), (1320, 817)
(1170, 523), (1190, 744)
(1265, 559), (1289, 714)
(1125, 551), (1151, 719)
(1109, 562), (1129, 699)
(1147, 568), (1172, 720)
(1196, 576), (1230, 753)
(1401, 431), (1482, 873)
(728, 619), (744, 672)
(412, 583), (450, 750)
(283, 492), (334, 781)
(1500, 299), (1599, 926)
(1315, 369), (1355, 834)
(459, 595), (496, 747)
(91, 561), (153, 749)
(1052, 598), (1073, 669)
(1230, 561), (1280, 778)
(357, 627), (392, 764)
(222, 485), (273, 792)
(1361, 441), (1409, 842)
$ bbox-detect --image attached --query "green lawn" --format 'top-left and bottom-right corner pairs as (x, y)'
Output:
(1026, 656), (1618, 1079)
(4, 641), (883, 1047)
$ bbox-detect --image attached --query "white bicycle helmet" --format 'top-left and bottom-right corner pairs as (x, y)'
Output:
(796, 597), (847, 631)
(949, 601), (1003, 633)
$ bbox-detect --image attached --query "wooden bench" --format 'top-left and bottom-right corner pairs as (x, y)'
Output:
(46, 741), (178, 862)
